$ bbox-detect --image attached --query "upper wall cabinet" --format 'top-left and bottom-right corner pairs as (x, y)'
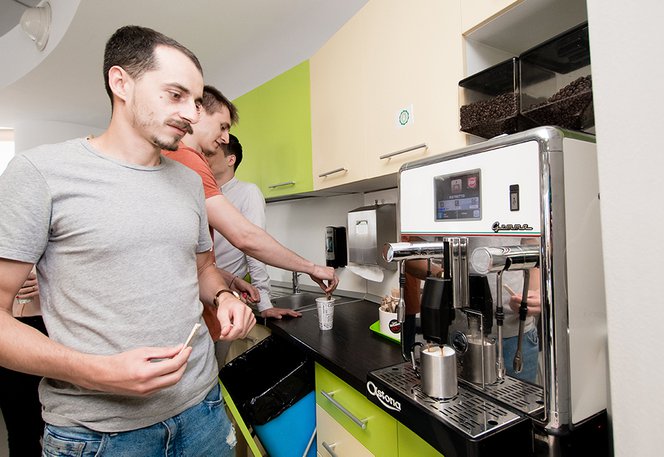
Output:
(310, 0), (466, 191)
(309, 15), (369, 189)
(232, 61), (314, 199)
(363, 0), (466, 178)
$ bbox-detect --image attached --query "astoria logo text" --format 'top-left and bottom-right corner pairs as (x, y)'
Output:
(366, 381), (401, 412)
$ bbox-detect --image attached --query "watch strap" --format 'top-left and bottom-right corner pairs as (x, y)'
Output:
(213, 289), (240, 308)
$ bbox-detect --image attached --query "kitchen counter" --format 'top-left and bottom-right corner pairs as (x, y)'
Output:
(266, 298), (535, 457)
(266, 299), (404, 394)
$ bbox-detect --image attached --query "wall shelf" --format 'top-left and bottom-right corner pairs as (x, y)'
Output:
(463, 0), (588, 76)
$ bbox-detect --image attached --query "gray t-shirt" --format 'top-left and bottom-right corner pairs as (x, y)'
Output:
(0, 138), (218, 432)
(214, 177), (272, 311)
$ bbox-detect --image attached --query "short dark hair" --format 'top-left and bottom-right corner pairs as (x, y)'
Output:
(103, 25), (203, 107)
(202, 85), (239, 126)
(223, 134), (243, 171)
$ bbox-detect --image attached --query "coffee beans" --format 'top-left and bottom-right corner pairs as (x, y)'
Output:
(460, 92), (519, 138)
(522, 75), (593, 130)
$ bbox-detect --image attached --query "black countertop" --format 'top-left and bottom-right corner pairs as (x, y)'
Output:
(266, 299), (404, 393)
(266, 298), (536, 457)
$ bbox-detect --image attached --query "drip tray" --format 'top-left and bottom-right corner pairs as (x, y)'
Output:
(370, 363), (524, 439)
(459, 375), (545, 416)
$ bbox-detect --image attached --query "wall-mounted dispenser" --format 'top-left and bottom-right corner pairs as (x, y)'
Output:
(347, 203), (397, 271)
(325, 226), (347, 268)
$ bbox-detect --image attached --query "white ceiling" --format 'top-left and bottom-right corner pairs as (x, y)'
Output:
(0, 0), (368, 129)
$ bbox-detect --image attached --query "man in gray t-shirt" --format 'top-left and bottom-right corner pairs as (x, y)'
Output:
(0, 26), (254, 456)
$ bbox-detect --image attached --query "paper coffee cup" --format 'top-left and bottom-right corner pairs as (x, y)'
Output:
(316, 297), (335, 330)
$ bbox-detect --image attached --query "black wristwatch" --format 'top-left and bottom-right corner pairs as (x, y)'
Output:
(213, 289), (240, 308)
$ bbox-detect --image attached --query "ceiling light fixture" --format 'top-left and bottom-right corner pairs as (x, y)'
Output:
(20, 1), (51, 51)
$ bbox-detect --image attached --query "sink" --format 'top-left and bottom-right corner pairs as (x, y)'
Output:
(271, 291), (362, 312)
(271, 292), (326, 311)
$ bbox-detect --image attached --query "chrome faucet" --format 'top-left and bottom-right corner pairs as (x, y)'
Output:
(292, 271), (301, 294)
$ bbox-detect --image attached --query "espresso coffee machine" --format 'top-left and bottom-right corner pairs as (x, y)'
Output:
(366, 127), (608, 456)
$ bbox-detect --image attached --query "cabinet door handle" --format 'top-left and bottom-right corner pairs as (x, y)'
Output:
(379, 143), (427, 160)
(322, 441), (338, 457)
(321, 390), (368, 430)
(267, 181), (296, 189)
(318, 167), (347, 178)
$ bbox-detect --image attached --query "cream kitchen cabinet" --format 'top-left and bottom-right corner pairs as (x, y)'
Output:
(310, 0), (466, 191)
(309, 13), (369, 189)
(363, 0), (466, 178)
(316, 405), (374, 457)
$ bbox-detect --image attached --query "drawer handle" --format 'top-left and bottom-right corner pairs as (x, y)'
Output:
(322, 441), (338, 457)
(267, 181), (296, 189)
(379, 142), (427, 160)
(318, 167), (347, 178)
(321, 390), (368, 430)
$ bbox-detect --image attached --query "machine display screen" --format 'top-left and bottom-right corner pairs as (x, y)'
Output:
(434, 169), (481, 221)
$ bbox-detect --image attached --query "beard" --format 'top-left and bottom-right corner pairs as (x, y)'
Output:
(152, 135), (179, 151)
(153, 120), (193, 151)
(130, 99), (192, 151)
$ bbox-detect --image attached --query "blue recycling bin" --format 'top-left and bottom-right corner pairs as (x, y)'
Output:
(254, 390), (316, 457)
(219, 336), (316, 456)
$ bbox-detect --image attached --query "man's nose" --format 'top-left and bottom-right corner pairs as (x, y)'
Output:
(181, 100), (200, 125)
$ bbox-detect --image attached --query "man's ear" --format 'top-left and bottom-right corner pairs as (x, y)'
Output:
(107, 65), (133, 104)
(227, 154), (237, 169)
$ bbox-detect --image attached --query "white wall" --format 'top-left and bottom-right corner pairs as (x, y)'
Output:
(13, 120), (104, 153)
(587, 1), (664, 456)
(0, 0), (82, 90)
(265, 189), (399, 300)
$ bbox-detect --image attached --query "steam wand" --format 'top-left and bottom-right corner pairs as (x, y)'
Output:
(470, 244), (540, 379)
(512, 269), (531, 373)
(382, 241), (448, 360)
(495, 270), (506, 380)
(397, 259), (406, 325)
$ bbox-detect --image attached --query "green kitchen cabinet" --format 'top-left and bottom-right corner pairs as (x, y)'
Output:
(397, 422), (444, 457)
(231, 60), (313, 199)
(315, 363), (398, 457)
(315, 363), (447, 456)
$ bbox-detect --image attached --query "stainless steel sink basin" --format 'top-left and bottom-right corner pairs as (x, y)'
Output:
(271, 292), (326, 311)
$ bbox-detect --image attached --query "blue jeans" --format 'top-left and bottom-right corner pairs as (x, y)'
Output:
(41, 383), (236, 457)
(502, 328), (539, 383)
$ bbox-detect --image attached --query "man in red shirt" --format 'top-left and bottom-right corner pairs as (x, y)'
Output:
(163, 85), (338, 298)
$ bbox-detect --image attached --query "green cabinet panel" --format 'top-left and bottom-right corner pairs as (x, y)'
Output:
(315, 363), (398, 457)
(232, 60), (313, 198)
(398, 422), (444, 457)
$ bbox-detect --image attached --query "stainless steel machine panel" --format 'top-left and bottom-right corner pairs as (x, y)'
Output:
(400, 141), (542, 236)
(395, 127), (607, 433)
